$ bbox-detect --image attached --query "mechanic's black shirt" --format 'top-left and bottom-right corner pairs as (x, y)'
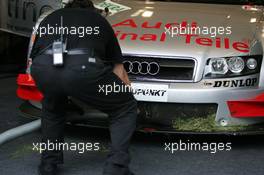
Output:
(31, 8), (123, 64)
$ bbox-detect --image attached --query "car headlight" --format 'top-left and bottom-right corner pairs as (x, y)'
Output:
(204, 55), (262, 78)
(209, 58), (228, 74)
(227, 57), (245, 73)
(246, 58), (258, 70)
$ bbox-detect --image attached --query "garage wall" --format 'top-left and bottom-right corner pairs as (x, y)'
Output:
(0, 31), (9, 55)
(0, 31), (29, 73)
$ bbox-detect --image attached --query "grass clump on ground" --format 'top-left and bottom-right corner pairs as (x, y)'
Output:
(172, 114), (247, 132)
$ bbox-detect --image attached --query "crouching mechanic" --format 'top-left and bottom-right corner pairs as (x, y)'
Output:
(30, 0), (137, 175)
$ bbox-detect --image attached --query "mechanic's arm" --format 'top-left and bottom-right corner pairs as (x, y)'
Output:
(106, 25), (131, 85)
(113, 63), (131, 86)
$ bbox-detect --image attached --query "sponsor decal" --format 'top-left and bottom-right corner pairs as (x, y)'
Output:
(94, 0), (131, 16)
(213, 78), (258, 88)
(112, 19), (249, 53)
(204, 81), (213, 86)
(134, 89), (167, 96)
(131, 83), (168, 102)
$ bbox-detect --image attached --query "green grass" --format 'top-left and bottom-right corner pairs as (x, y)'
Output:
(10, 144), (38, 159)
(172, 114), (247, 132)
(98, 145), (109, 153)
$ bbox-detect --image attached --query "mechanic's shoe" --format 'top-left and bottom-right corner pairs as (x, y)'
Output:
(103, 173), (135, 175)
(103, 163), (135, 175)
(38, 163), (57, 175)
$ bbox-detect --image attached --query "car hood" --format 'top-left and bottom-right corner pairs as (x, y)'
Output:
(95, 0), (264, 58)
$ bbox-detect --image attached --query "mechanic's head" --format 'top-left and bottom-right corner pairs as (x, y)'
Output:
(65, 0), (95, 9)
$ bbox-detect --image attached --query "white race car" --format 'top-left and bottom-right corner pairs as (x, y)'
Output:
(1, 0), (264, 134)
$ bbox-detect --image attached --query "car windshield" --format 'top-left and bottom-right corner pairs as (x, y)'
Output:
(132, 0), (264, 5)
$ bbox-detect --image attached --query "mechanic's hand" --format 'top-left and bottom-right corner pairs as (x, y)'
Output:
(113, 63), (131, 86)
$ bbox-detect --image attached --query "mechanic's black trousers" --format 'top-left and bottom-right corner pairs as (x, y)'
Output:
(31, 54), (137, 175)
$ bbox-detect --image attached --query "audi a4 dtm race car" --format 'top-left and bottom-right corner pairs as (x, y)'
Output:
(1, 0), (264, 134)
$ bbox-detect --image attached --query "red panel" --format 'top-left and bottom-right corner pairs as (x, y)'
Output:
(16, 74), (43, 101)
(227, 93), (264, 118)
(17, 74), (36, 86)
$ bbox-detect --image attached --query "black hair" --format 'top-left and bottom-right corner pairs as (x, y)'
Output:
(65, 0), (95, 9)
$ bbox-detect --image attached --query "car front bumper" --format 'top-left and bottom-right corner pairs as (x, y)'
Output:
(17, 73), (264, 133)
(132, 74), (264, 127)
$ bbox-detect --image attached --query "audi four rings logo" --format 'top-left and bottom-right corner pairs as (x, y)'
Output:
(123, 61), (160, 75)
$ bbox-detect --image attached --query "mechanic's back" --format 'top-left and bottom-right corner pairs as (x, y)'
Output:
(32, 7), (123, 64)
(31, 1), (137, 175)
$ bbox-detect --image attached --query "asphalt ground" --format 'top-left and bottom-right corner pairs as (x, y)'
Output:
(0, 77), (264, 175)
